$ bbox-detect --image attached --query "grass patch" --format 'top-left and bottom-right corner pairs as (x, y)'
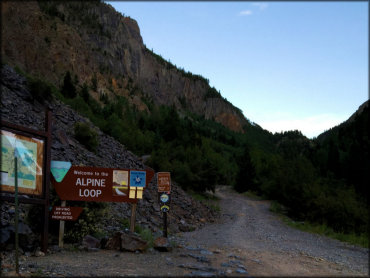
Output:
(269, 201), (368, 248)
(31, 268), (44, 277)
(136, 227), (154, 248)
(190, 191), (219, 201)
(190, 191), (221, 212)
(119, 218), (154, 249)
(242, 190), (265, 201)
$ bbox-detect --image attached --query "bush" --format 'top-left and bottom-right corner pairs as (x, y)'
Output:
(64, 202), (108, 243)
(74, 122), (99, 153)
(91, 74), (98, 91)
(27, 77), (54, 103)
(61, 71), (76, 98)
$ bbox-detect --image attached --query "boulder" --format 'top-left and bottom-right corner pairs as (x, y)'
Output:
(120, 232), (148, 252)
(82, 235), (100, 249)
(104, 231), (148, 252)
(105, 232), (121, 251)
(153, 237), (172, 252)
(100, 236), (109, 249)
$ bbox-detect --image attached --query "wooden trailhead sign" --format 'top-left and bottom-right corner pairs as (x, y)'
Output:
(157, 172), (171, 192)
(51, 163), (154, 203)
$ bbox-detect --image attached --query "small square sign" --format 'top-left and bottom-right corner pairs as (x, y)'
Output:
(130, 171), (146, 188)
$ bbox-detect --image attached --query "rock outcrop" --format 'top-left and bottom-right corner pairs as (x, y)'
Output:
(1, 1), (247, 132)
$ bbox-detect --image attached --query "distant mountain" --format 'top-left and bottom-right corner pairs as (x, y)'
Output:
(315, 100), (369, 201)
(1, 1), (248, 133)
(317, 100), (369, 142)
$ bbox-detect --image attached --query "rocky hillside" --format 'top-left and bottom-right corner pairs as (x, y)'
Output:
(1, 1), (246, 132)
(1, 64), (218, 249)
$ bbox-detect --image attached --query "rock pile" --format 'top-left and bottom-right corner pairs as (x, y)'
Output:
(0, 65), (219, 251)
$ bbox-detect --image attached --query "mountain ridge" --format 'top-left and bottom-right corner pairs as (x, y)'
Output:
(1, 1), (246, 133)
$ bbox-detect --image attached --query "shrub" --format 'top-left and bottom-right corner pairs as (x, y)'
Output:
(74, 122), (99, 153)
(79, 83), (90, 102)
(91, 74), (98, 91)
(64, 202), (108, 243)
(61, 71), (76, 98)
(27, 77), (54, 103)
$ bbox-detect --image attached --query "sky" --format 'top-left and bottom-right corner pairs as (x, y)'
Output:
(107, 1), (368, 138)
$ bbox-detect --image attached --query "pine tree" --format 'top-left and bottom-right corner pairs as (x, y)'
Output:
(234, 145), (257, 193)
(61, 71), (76, 98)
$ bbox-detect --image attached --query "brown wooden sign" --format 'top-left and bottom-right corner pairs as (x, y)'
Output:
(51, 206), (83, 221)
(51, 165), (154, 203)
(157, 172), (171, 192)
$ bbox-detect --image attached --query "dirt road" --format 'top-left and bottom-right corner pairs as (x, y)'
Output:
(2, 186), (368, 276)
(180, 186), (369, 276)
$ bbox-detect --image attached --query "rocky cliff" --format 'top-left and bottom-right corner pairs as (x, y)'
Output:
(1, 1), (246, 132)
(1, 65), (218, 250)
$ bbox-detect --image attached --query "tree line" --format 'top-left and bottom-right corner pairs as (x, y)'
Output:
(27, 70), (369, 243)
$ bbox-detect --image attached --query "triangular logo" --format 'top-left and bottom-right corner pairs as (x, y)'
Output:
(51, 161), (71, 182)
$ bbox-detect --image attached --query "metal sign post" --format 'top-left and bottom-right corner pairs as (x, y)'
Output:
(157, 172), (171, 238)
(163, 211), (168, 238)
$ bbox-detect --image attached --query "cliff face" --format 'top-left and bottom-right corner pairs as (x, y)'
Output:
(1, 1), (246, 132)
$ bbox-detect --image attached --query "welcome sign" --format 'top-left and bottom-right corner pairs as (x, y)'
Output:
(51, 162), (154, 203)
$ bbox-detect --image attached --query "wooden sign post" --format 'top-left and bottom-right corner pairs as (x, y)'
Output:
(51, 164), (155, 235)
(14, 156), (19, 274)
(59, 201), (66, 248)
(51, 166), (154, 203)
(130, 203), (137, 233)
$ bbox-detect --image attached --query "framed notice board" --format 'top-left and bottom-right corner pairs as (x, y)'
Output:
(1, 129), (44, 196)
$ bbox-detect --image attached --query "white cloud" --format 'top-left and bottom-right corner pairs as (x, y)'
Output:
(239, 10), (253, 16)
(257, 113), (346, 139)
(252, 2), (269, 10)
(238, 2), (268, 17)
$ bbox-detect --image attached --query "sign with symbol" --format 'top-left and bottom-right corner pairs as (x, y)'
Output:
(157, 172), (171, 192)
(51, 164), (154, 203)
(130, 171), (146, 187)
(160, 193), (170, 203)
(129, 170), (146, 199)
(51, 161), (71, 183)
(161, 205), (170, 212)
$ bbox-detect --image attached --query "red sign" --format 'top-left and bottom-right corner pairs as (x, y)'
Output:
(51, 206), (83, 221)
(157, 172), (171, 192)
(51, 166), (154, 203)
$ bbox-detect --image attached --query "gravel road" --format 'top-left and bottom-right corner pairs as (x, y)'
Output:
(2, 186), (368, 277)
(181, 186), (369, 276)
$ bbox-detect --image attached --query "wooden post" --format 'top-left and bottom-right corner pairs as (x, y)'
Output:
(58, 200), (66, 248)
(42, 110), (52, 253)
(130, 203), (137, 232)
(14, 156), (19, 274)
